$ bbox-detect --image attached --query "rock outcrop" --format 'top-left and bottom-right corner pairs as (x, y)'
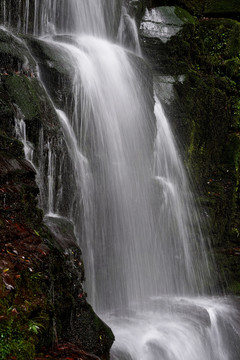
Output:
(0, 27), (114, 360)
(140, 0), (240, 293)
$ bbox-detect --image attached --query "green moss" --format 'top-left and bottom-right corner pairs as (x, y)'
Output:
(175, 6), (196, 24)
(4, 75), (41, 121)
(0, 323), (36, 360)
(0, 271), (50, 360)
(228, 22), (240, 57)
(225, 57), (240, 80)
(227, 281), (240, 294)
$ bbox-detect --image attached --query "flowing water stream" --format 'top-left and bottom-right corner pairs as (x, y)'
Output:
(3, 0), (240, 358)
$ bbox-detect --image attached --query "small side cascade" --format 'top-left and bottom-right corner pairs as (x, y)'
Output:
(36, 126), (70, 218)
(14, 107), (35, 168)
(56, 109), (96, 307)
(46, 140), (56, 216)
(13, 102), (68, 219)
(23, 0), (29, 34)
(117, 6), (142, 55)
(153, 94), (211, 294)
(2, 0), (5, 26)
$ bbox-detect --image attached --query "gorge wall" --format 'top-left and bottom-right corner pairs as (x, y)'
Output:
(139, 0), (240, 293)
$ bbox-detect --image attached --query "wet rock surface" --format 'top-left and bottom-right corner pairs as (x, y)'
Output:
(0, 28), (114, 360)
(141, 0), (240, 293)
(0, 121), (113, 360)
(140, 6), (194, 43)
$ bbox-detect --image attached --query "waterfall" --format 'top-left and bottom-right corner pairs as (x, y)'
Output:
(117, 6), (142, 55)
(14, 116), (34, 167)
(30, 0), (121, 37)
(33, 0), (211, 310)
(2, 0), (240, 359)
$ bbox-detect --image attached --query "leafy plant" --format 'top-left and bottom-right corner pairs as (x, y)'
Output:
(28, 320), (41, 334)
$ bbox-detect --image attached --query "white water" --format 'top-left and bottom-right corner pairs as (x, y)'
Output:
(3, 0), (240, 358)
(42, 32), (212, 309)
(108, 296), (240, 360)
(118, 6), (142, 55)
(14, 106), (35, 168)
(31, 0), (121, 37)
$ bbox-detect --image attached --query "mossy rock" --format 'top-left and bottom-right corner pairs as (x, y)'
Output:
(225, 57), (240, 81)
(223, 133), (240, 171)
(161, 15), (240, 290)
(133, 0), (149, 19)
(70, 302), (114, 360)
(0, 132), (24, 158)
(174, 6), (196, 24)
(27, 37), (73, 76)
(228, 22), (240, 57)
(3, 75), (41, 121)
(0, 29), (35, 72)
(26, 37), (73, 110)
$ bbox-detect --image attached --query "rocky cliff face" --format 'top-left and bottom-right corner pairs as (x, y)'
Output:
(0, 27), (114, 360)
(139, 0), (240, 293)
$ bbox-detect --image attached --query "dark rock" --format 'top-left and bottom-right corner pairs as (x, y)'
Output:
(204, 0), (240, 20)
(140, 3), (240, 293)
(0, 27), (114, 360)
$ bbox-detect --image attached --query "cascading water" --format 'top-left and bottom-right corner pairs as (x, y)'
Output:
(14, 107), (34, 166)
(117, 6), (142, 55)
(3, 0), (240, 358)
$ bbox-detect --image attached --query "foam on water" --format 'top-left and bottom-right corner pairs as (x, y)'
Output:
(108, 296), (240, 360)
